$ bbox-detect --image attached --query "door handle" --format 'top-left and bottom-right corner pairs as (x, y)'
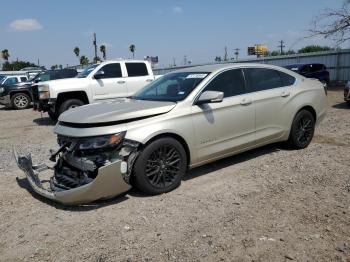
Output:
(240, 98), (252, 106)
(281, 91), (290, 97)
(117, 80), (125, 84)
(146, 79), (153, 82)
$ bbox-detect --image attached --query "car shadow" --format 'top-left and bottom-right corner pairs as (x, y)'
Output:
(33, 116), (57, 126)
(128, 143), (282, 198)
(332, 102), (349, 109)
(0, 106), (12, 111)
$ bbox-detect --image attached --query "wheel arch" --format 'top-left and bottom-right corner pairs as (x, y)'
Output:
(142, 132), (191, 168)
(296, 105), (317, 122)
(9, 90), (32, 100)
(56, 91), (89, 110)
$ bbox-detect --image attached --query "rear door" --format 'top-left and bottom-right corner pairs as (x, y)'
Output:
(244, 67), (296, 145)
(91, 62), (128, 100)
(125, 62), (154, 95)
(192, 69), (255, 163)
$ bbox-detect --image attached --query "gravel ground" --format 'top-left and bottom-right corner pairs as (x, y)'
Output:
(0, 90), (349, 262)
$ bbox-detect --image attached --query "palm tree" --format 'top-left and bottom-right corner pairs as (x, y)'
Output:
(1, 49), (10, 61)
(80, 55), (89, 65)
(73, 47), (80, 61)
(100, 45), (106, 60)
(129, 44), (136, 59)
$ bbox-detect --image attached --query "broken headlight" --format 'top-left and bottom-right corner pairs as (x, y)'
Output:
(77, 132), (126, 150)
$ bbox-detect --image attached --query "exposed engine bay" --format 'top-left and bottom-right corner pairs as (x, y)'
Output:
(15, 132), (141, 205)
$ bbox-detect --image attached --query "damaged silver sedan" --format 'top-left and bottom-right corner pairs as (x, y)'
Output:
(15, 63), (327, 205)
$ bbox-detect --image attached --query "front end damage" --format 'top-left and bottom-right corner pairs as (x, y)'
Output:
(14, 134), (141, 205)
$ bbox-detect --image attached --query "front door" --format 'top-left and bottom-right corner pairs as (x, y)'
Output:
(91, 63), (127, 100)
(192, 69), (255, 163)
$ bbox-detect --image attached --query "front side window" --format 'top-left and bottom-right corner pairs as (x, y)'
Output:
(97, 63), (122, 79)
(126, 63), (148, 77)
(245, 68), (283, 92)
(77, 64), (98, 78)
(133, 72), (209, 102)
(203, 69), (245, 98)
(4, 77), (18, 85)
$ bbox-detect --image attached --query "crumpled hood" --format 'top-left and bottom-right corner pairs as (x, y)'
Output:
(58, 98), (176, 124)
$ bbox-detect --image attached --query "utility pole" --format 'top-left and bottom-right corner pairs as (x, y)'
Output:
(37, 59), (40, 66)
(234, 48), (240, 61)
(183, 55), (187, 65)
(278, 40), (285, 54)
(224, 46), (228, 61)
(93, 33), (98, 62)
(173, 58), (176, 67)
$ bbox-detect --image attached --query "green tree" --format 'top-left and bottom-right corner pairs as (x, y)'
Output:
(129, 44), (136, 59)
(100, 45), (106, 60)
(214, 56), (222, 62)
(1, 49), (10, 61)
(73, 47), (80, 63)
(2, 60), (37, 71)
(51, 65), (56, 70)
(80, 55), (89, 65)
(298, 45), (332, 53)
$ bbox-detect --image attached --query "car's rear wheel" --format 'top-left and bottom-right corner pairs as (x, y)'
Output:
(287, 110), (315, 149)
(11, 93), (31, 110)
(134, 137), (187, 195)
(58, 99), (84, 115)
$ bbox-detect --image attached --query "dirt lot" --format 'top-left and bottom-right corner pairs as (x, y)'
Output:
(0, 90), (349, 262)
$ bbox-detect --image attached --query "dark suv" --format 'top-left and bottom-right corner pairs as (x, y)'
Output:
(0, 69), (77, 110)
(284, 63), (330, 87)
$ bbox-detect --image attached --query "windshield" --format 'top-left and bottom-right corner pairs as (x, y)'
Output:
(132, 72), (209, 102)
(76, 64), (98, 78)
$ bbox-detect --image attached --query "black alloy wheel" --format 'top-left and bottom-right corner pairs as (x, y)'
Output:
(287, 110), (315, 149)
(134, 137), (187, 195)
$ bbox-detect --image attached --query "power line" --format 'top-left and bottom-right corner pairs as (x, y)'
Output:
(278, 40), (285, 54)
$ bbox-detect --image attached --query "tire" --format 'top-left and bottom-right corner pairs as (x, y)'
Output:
(286, 110), (315, 149)
(11, 93), (31, 110)
(347, 101), (350, 107)
(134, 137), (187, 195)
(58, 99), (84, 115)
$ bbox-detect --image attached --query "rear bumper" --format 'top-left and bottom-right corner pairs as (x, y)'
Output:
(0, 95), (11, 106)
(14, 150), (131, 205)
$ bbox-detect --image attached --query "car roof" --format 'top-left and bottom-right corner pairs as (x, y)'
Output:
(173, 63), (288, 74)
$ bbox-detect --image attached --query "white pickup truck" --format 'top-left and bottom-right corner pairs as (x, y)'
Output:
(32, 60), (160, 119)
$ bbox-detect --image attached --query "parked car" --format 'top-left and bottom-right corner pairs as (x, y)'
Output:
(0, 75), (28, 85)
(344, 80), (350, 106)
(15, 63), (327, 205)
(32, 60), (161, 120)
(284, 63), (330, 87)
(0, 69), (77, 109)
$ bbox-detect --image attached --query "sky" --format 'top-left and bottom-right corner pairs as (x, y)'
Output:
(0, 0), (348, 68)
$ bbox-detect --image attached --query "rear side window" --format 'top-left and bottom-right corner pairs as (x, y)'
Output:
(203, 69), (245, 98)
(4, 77), (18, 85)
(245, 68), (283, 92)
(309, 64), (324, 72)
(279, 71), (296, 86)
(126, 63), (149, 77)
(20, 77), (27, 82)
(98, 63), (122, 78)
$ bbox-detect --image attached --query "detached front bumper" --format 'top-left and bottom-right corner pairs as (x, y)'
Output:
(14, 151), (131, 205)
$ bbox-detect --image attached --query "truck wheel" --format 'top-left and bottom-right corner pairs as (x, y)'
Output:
(286, 110), (315, 149)
(134, 137), (187, 195)
(11, 93), (31, 110)
(58, 99), (84, 115)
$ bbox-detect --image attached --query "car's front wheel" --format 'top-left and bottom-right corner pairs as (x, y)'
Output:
(11, 93), (31, 110)
(58, 99), (84, 115)
(287, 110), (315, 149)
(134, 137), (187, 195)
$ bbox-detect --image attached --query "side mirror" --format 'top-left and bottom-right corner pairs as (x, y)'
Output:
(195, 91), (224, 105)
(34, 78), (41, 83)
(94, 70), (105, 79)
